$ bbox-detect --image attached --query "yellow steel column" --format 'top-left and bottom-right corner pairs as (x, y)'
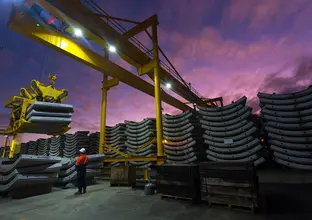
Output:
(99, 74), (108, 154)
(99, 49), (109, 154)
(152, 20), (164, 164)
(9, 134), (17, 159)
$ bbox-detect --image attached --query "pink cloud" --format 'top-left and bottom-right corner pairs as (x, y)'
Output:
(223, 0), (310, 30)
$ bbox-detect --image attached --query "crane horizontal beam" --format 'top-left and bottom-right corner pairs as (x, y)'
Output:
(8, 4), (190, 111)
(36, 0), (202, 104)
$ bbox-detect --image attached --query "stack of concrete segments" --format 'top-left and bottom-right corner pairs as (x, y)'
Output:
(0, 155), (62, 198)
(199, 96), (265, 166)
(258, 86), (312, 170)
(163, 110), (205, 164)
(27, 141), (38, 155)
(20, 143), (29, 154)
(49, 135), (66, 157)
(88, 132), (100, 154)
(56, 154), (104, 187)
(23, 101), (74, 134)
(104, 124), (127, 166)
(63, 131), (89, 158)
(37, 138), (50, 156)
(125, 118), (156, 167)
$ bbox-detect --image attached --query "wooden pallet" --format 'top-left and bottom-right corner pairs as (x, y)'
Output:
(207, 201), (255, 212)
(160, 194), (193, 202)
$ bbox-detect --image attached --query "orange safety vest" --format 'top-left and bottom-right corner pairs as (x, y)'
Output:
(76, 154), (88, 166)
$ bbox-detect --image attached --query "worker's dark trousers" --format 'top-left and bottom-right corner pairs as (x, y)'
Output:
(77, 170), (86, 192)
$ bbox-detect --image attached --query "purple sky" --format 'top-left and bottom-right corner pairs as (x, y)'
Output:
(1, 0), (312, 145)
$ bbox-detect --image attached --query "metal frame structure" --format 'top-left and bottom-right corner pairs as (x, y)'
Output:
(6, 0), (223, 165)
(0, 74), (71, 158)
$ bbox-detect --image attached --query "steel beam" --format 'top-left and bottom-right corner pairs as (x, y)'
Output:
(123, 15), (158, 38)
(7, 8), (190, 111)
(29, 0), (201, 105)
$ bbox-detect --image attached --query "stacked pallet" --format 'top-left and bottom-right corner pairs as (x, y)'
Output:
(125, 118), (156, 168)
(37, 138), (50, 156)
(163, 110), (205, 164)
(27, 141), (38, 155)
(153, 164), (201, 202)
(199, 162), (259, 211)
(56, 154), (104, 187)
(199, 96), (265, 166)
(49, 135), (66, 157)
(259, 86), (312, 170)
(63, 131), (89, 158)
(0, 155), (62, 199)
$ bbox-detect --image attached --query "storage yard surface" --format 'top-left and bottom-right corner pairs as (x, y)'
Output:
(1, 180), (312, 220)
(0, 181), (264, 220)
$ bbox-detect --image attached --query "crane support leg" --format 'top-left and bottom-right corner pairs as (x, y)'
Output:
(99, 50), (119, 154)
(99, 74), (108, 154)
(151, 18), (164, 164)
(123, 14), (164, 164)
(99, 76), (119, 153)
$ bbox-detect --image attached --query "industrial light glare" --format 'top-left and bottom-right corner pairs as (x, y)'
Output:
(74, 28), (83, 37)
(108, 45), (116, 53)
(60, 41), (68, 49)
(166, 83), (171, 89)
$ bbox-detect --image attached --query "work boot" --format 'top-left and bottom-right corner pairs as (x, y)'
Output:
(83, 189), (86, 194)
(74, 191), (82, 195)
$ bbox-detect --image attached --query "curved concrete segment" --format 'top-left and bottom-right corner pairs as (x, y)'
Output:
(259, 85), (312, 170)
(124, 118), (157, 167)
(49, 135), (66, 157)
(63, 131), (89, 158)
(89, 124), (128, 163)
(0, 155), (62, 195)
(199, 96), (265, 166)
(23, 102), (74, 134)
(163, 110), (196, 124)
(163, 110), (205, 164)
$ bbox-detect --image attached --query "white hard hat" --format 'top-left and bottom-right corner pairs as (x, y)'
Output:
(79, 148), (86, 153)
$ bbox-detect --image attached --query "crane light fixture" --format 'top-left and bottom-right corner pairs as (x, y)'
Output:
(73, 28), (83, 37)
(108, 45), (117, 53)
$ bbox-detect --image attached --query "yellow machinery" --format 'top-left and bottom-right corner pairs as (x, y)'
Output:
(0, 73), (73, 158)
(6, 0), (223, 166)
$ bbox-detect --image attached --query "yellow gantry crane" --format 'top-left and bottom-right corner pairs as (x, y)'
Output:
(7, 0), (222, 164)
(0, 74), (73, 158)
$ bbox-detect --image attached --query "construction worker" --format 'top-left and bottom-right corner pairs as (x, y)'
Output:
(75, 148), (88, 195)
